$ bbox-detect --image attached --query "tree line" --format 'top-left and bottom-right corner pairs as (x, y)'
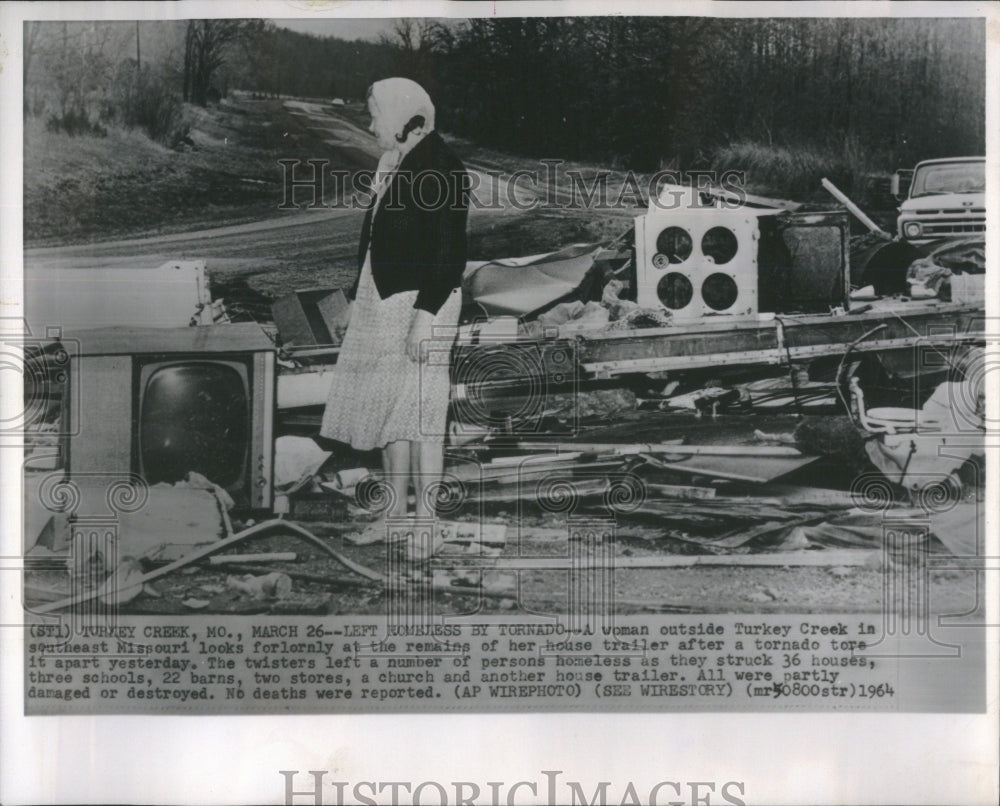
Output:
(423, 17), (985, 172)
(24, 17), (986, 177)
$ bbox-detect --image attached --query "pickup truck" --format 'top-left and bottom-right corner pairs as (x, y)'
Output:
(893, 156), (985, 244)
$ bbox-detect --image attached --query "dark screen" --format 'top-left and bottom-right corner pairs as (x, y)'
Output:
(758, 217), (848, 313)
(139, 363), (249, 486)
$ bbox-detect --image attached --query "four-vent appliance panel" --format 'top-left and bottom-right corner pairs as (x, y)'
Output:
(635, 213), (759, 320)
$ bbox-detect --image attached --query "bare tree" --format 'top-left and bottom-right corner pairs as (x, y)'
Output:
(377, 18), (448, 90)
(183, 19), (263, 105)
(378, 18), (439, 53)
(23, 21), (42, 89)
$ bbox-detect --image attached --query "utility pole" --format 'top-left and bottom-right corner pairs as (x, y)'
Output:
(136, 21), (141, 70)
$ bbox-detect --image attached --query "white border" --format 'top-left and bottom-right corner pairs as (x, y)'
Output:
(1, 2), (997, 804)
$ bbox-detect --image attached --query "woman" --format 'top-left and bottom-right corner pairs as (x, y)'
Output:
(320, 77), (468, 543)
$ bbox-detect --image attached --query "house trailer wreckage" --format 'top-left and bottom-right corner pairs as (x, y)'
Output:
(20, 179), (988, 615)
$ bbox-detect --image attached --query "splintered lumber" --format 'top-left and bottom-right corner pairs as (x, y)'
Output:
(447, 459), (626, 487)
(34, 520), (384, 614)
(436, 549), (879, 570)
(702, 184), (802, 211)
(643, 482), (716, 500)
(710, 514), (828, 549)
(509, 441), (804, 457)
(623, 500), (817, 522)
(485, 452), (585, 466)
(209, 552), (298, 565)
(745, 484), (859, 508)
(821, 178), (890, 237)
(224, 564), (694, 612)
(457, 478), (611, 504)
(640, 452), (819, 484)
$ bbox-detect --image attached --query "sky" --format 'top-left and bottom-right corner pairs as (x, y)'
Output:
(275, 18), (401, 41)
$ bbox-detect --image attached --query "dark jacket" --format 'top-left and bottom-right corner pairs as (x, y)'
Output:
(349, 131), (469, 315)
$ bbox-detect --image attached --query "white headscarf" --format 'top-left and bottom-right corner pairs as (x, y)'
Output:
(369, 77), (436, 144)
(369, 78), (437, 199)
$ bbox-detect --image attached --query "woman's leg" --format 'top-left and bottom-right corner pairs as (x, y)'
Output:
(381, 439), (411, 518)
(412, 440), (444, 519)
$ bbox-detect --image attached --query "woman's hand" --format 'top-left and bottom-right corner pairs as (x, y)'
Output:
(406, 310), (434, 363)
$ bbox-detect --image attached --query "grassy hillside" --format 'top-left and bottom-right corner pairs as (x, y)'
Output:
(23, 97), (635, 255)
(24, 98), (350, 246)
(25, 95), (901, 304)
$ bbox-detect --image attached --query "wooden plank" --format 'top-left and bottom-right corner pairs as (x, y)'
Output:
(821, 178), (890, 236)
(220, 564), (695, 612)
(25, 261), (214, 332)
(584, 350), (779, 374)
(626, 501), (815, 522)
(209, 552), (298, 564)
(435, 549), (879, 570)
(641, 483), (716, 501)
(445, 459), (625, 485)
(752, 484), (860, 508)
(484, 452), (586, 467)
(640, 452), (820, 484)
(711, 514), (826, 548)
(456, 479), (610, 504)
(576, 317), (783, 341)
(509, 442), (803, 457)
(703, 185), (803, 211)
(67, 322), (274, 355)
(578, 304), (984, 377)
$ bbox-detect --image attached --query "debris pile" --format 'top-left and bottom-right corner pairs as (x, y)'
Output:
(20, 172), (986, 616)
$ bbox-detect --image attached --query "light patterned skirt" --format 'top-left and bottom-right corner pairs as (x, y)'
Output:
(320, 254), (461, 450)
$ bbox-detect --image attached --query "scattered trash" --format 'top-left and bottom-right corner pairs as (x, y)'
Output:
(99, 558), (145, 605)
(344, 520), (390, 546)
(606, 306), (673, 331)
(929, 501), (983, 556)
(22, 170), (988, 617)
(925, 236), (984, 275)
(34, 519), (384, 615)
(906, 257), (952, 298)
(436, 521), (507, 554)
(644, 483), (716, 501)
(182, 471), (236, 509)
(272, 288), (351, 349)
(403, 530), (444, 564)
(320, 468), (374, 503)
(274, 435), (333, 489)
(226, 572), (294, 600)
(537, 300), (610, 330)
(332, 467), (371, 490)
(541, 388), (638, 419)
(949, 271), (985, 305)
(463, 243), (603, 318)
(68, 530), (111, 589)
